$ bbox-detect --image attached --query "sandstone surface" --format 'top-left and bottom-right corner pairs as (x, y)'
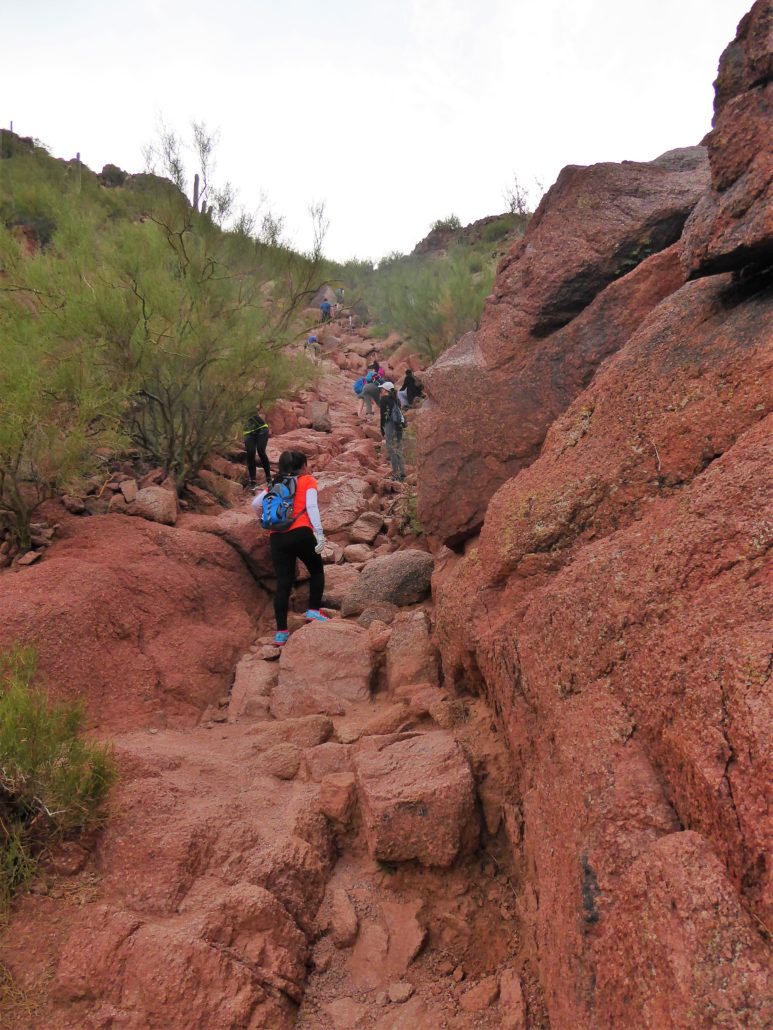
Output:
(355, 732), (479, 867)
(0, 514), (262, 732)
(272, 621), (374, 718)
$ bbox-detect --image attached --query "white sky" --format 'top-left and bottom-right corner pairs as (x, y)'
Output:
(2, 0), (750, 262)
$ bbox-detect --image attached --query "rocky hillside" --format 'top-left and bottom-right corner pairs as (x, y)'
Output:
(424, 2), (772, 1026)
(0, 4), (769, 1029)
(412, 211), (528, 259)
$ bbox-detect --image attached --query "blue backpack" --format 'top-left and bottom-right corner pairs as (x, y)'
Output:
(260, 477), (304, 531)
(353, 377), (365, 395)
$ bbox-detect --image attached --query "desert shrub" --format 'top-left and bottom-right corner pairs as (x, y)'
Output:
(430, 214), (461, 232)
(0, 140), (324, 512)
(99, 163), (126, 187)
(482, 216), (513, 243)
(0, 647), (115, 906)
(87, 199), (320, 488)
(368, 248), (493, 361)
(0, 220), (124, 549)
(468, 255), (484, 274)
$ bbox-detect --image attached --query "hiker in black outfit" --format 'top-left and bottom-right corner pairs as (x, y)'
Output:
(398, 368), (423, 408)
(379, 382), (406, 481)
(243, 408), (271, 490)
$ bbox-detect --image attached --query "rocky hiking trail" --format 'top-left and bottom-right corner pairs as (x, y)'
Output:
(0, 328), (540, 1029)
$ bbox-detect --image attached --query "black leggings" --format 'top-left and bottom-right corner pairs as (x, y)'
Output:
(244, 428), (270, 484)
(270, 527), (324, 630)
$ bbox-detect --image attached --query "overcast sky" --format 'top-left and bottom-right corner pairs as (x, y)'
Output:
(2, 0), (750, 261)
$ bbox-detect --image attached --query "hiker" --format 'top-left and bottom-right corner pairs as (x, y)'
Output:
(252, 450), (328, 646)
(398, 368), (423, 408)
(320, 298), (332, 323)
(370, 359), (386, 380)
(359, 370), (382, 418)
(243, 408), (271, 490)
(305, 333), (321, 362)
(379, 381), (406, 481)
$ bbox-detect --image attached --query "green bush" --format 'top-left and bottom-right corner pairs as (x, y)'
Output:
(430, 214), (461, 232)
(0, 135), (324, 522)
(0, 647), (115, 906)
(482, 217), (513, 243)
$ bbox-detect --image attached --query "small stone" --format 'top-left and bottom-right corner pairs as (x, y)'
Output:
(499, 969), (526, 1029)
(16, 550), (42, 566)
(375, 991), (389, 1007)
(148, 728), (158, 735)
(62, 494), (86, 514)
(437, 959), (454, 976)
(313, 939), (334, 973)
(329, 889), (359, 948)
(259, 743), (302, 780)
(119, 479), (138, 503)
(388, 982), (414, 1004)
(452, 964), (465, 983)
(318, 773), (357, 825)
(459, 976), (499, 1012)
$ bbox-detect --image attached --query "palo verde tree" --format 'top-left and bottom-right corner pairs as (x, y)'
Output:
(368, 247), (493, 362)
(88, 192), (326, 488)
(0, 199), (124, 549)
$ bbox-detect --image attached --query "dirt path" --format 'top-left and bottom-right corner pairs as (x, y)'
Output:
(1, 328), (542, 1029)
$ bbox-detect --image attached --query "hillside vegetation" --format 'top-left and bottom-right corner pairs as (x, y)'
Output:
(0, 133), (320, 547)
(327, 209), (529, 362)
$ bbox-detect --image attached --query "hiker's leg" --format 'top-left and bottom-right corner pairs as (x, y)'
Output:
(363, 392), (373, 415)
(244, 433), (258, 484)
(296, 528), (325, 611)
(395, 431), (406, 477)
(256, 428), (271, 483)
(385, 424), (399, 476)
(270, 533), (296, 631)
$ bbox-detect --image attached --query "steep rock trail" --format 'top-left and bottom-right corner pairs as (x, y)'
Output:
(0, 327), (539, 1029)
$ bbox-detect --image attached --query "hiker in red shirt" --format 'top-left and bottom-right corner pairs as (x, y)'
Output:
(252, 450), (328, 646)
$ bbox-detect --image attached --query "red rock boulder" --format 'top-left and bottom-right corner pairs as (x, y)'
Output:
(0, 514), (262, 732)
(354, 732), (479, 867)
(682, 0), (773, 276)
(418, 223), (696, 544)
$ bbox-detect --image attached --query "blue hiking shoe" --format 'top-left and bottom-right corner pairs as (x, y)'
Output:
(274, 630), (289, 646)
(304, 609), (329, 622)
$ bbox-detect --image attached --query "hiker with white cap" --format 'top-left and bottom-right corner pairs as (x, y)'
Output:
(378, 381), (406, 482)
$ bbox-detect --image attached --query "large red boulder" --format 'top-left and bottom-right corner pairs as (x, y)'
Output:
(682, 0), (773, 277)
(417, 154), (706, 545)
(0, 514), (263, 732)
(432, 270), (772, 1027)
(431, 27), (772, 1010)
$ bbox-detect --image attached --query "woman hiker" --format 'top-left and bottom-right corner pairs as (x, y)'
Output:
(379, 382), (406, 482)
(252, 450), (328, 646)
(359, 370), (382, 419)
(243, 407), (271, 491)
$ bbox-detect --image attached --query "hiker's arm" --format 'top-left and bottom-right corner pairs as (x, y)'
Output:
(251, 491), (267, 517)
(306, 488), (324, 536)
